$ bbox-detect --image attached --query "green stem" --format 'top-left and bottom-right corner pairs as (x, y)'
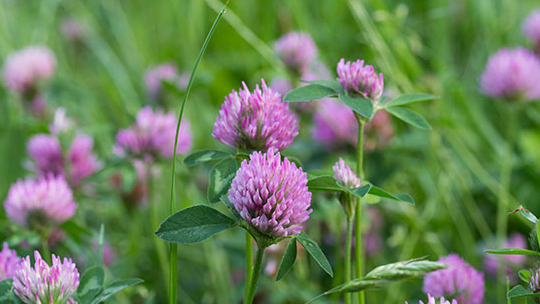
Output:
(496, 105), (518, 300)
(166, 5), (227, 304)
(244, 232), (253, 302)
(344, 214), (354, 304)
(245, 245), (265, 304)
(355, 118), (366, 304)
(41, 234), (51, 264)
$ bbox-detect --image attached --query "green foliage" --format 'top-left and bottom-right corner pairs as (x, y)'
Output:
(276, 239), (297, 281)
(385, 107), (431, 130)
(207, 157), (238, 203)
(184, 150), (231, 166)
(283, 84), (337, 102)
(385, 93), (438, 107)
(295, 232), (333, 277)
(339, 94), (374, 119)
(507, 285), (540, 298)
(0, 280), (23, 304)
(155, 205), (237, 243)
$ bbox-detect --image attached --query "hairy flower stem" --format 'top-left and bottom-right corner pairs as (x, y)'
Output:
(345, 207), (354, 304)
(167, 5), (227, 304)
(244, 232), (254, 302)
(245, 244), (265, 304)
(355, 117), (366, 304)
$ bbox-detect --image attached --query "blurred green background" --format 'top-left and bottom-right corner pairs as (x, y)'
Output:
(2, 0), (540, 303)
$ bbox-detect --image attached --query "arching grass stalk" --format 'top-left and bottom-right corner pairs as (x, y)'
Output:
(496, 104), (519, 301)
(167, 4), (227, 304)
(355, 117), (366, 304)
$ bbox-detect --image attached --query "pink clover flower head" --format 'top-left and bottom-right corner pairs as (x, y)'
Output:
(3, 46), (56, 94)
(115, 106), (192, 159)
(13, 251), (79, 304)
(0, 242), (21, 281)
(68, 134), (102, 186)
(332, 158), (360, 188)
(523, 9), (540, 47)
(4, 174), (76, 226)
(480, 47), (540, 101)
(423, 254), (484, 304)
(274, 31), (318, 74)
(337, 58), (384, 102)
(229, 148), (312, 237)
(212, 79), (299, 151)
(406, 294), (458, 304)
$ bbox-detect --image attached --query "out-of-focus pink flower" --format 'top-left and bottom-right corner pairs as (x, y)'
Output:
(69, 134), (102, 186)
(274, 31), (318, 74)
(28, 132), (100, 186)
(144, 64), (187, 99)
(4, 174), (76, 227)
(270, 78), (293, 97)
(92, 240), (117, 267)
(312, 100), (358, 147)
(3, 46), (56, 94)
(484, 233), (527, 278)
(27, 134), (64, 176)
(0, 242), (21, 281)
(115, 106), (192, 159)
(229, 149), (312, 237)
(364, 207), (384, 256)
(365, 110), (394, 151)
(212, 79), (299, 151)
(337, 58), (384, 102)
(480, 47), (540, 101)
(423, 254), (484, 304)
(49, 108), (74, 134)
(523, 9), (540, 50)
(13, 251), (79, 304)
(312, 103), (393, 150)
(61, 18), (85, 41)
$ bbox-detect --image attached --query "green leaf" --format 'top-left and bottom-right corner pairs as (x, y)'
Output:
(303, 80), (343, 94)
(207, 157), (238, 203)
(220, 196), (242, 221)
(386, 93), (438, 107)
(295, 232), (333, 277)
(184, 150), (230, 166)
(90, 279), (144, 304)
(536, 221), (540, 250)
(507, 285), (540, 298)
(368, 185), (415, 205)
(284, 84), (336, 102)
(307, 175), (342, 192)
(338, 94), (373, 119)
(0, 279), (23, 304)
(485, 248), (540, 256)
(386, 106), (431, 130)
(155, 205), (237, 243)
(519, 270), (531, 283)
(276, 239), (297, 281)
(348, 184), (372, 198)
(77, 266), (105, 304)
